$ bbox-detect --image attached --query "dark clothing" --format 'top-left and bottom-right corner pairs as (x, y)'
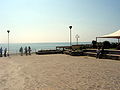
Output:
(28, 46), (31, 55)
(4, 48), (7, 57)
(24, 47), (28, 56)
(19, 47), (23, 56)
(0, 47), (3, 57)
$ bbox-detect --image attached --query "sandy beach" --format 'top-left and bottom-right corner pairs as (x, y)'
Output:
(0, 54), (120, 90)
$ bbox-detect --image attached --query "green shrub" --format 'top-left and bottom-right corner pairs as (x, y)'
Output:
(92, 40), (97, 48)
(103, 41), (111, 49)
(111, 43), (118, 48)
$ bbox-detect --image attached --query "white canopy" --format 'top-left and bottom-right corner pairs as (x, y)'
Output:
(98, 30), (120, 38)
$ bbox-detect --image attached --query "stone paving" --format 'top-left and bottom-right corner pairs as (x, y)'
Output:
(0, 54), (120, 90)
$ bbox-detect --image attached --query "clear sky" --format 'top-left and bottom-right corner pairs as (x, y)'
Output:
(0, 0), (120, 43)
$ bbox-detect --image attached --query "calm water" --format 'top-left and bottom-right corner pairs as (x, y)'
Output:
(0, 42), (91, 54)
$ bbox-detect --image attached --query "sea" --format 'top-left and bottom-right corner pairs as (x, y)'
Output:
(0, 42), (91, 54)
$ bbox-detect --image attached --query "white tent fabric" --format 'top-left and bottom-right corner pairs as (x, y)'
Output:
(98, 30), (120, 38)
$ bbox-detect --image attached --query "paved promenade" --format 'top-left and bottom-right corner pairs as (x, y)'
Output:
(0, 54), (120, 90)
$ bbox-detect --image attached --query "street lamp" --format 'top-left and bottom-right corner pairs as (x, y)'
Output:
(69, 26), (72, 46)
(7, 30), (10, 56)
(75, 34), (80, 45)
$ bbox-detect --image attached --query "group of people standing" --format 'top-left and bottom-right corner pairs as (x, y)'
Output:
(19, 46), (31, 56)
(0, 47), (8, 57)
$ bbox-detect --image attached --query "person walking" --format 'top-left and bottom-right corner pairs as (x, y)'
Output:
(96, 47), (101, 59)
(19, 47), (23, 56)
(0, 47), (3, 57)
(24, 46), (28, 56)
(28, 46), (31, 55)
(4, 48), (7, 57)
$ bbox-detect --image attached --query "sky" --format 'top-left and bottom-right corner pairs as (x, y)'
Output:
(0, 0), (120, 43)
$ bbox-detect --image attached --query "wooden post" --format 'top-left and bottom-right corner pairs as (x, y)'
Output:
(96, 37), (98, 42)
(118, 38), (120, 43)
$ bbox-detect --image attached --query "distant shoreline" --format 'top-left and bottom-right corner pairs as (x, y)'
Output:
(0, 42), (91, 54)
(0, 42), (91, 44)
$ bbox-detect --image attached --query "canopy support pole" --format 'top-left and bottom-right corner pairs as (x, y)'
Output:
(96, 37), (98, 43)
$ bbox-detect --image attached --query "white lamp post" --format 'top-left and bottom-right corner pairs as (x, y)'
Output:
(69, 26), (72, 46)
(7, 30), (10, 56)
(75, 34), (80, 45)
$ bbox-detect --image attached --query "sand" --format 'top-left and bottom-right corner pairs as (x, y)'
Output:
(0, 54), (120, 90)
